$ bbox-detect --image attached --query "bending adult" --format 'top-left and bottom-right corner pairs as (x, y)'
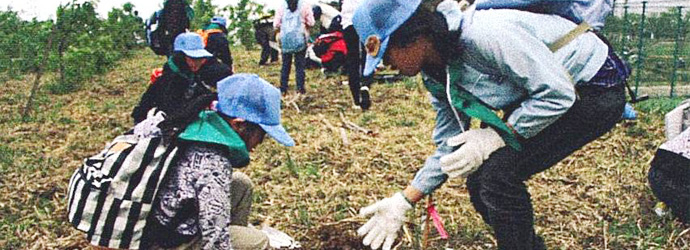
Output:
(353, 0), (627, 249)
(341, 0), (370, 109)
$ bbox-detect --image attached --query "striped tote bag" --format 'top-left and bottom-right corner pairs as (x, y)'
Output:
(67, 134), (179, 249)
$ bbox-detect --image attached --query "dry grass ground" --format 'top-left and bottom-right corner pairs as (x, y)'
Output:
(0, 47), (688, 250)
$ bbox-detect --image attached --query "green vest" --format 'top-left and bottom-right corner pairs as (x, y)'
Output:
(424, 60), (522, 151)
(178, 111), (250, 167)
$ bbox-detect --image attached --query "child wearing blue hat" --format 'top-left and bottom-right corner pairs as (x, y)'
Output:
(200, 16), (234, 69)
(353, 0), (627, 249)
(145, 73), (294, 249)
(132, 32), (232, 124)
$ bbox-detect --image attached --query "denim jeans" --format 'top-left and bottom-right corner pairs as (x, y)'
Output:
(466, 85), (625, 250)
(280, 49), (307, 93)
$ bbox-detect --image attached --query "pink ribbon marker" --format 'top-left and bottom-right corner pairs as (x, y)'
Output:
(426, 203), (449, 239)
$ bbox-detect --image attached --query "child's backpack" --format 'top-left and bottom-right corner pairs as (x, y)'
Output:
(67, 130), (179, 249)
(196, 28), (224, 47)
(280, 7), (307, 53)
(147, 0), (194, 56)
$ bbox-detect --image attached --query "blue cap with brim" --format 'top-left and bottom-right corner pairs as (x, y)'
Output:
(353, 0), (423, 77)
(217, 73), (296, 147)
(174, 32), (213, 58)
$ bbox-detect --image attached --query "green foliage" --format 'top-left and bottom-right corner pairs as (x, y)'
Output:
(635, 97), (686, 115)
(0, 11), (54, 74)
(191, 0), (215, 30)
(0, 1), (143, 94)
(225, 0), (265, 49)
(48, 1), (144, 94)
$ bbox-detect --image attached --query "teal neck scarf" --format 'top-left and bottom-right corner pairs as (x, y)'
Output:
(424, 60), (522, 150)
(178, 111), (251, 167)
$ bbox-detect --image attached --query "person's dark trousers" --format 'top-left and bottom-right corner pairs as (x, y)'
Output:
(280, 49), (307, 94)
(343, 25), (366, 105)
(259, 43), (279, 65)
(466, 84), (625, 250)
(648, 149), (690, 223)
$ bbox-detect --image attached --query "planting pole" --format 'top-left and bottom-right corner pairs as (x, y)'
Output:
(622, 6), (629, 56)
(634, 1), (647, 96)
(670, 6), (683, 98)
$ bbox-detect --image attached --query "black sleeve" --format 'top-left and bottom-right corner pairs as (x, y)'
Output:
(131, 82), (163, 124)
(198, 59), (232, 89)
(208, 34), (233, 69)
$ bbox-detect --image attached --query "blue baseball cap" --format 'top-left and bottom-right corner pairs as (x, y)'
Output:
(353, 0), (422, 77)
(210, 16), (227, 27)
(217, 74), (295, 147)
(173, 32), (213, 58)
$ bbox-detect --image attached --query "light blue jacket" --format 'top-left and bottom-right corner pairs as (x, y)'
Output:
(475, 0), (613, 30)
(411, 7), (609, 194)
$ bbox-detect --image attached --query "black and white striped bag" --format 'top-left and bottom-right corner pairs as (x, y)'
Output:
(67, 134), (179, 249)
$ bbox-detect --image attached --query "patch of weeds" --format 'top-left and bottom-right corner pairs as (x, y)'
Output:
(58, 117), (76, 124)
(304, 163), (320, 179)
(333, 202), (349, 221)
(635, 97), (686, 115)
(45, 81), (80, 95)
(360, 113), (376, 125)
(101, 101), (117, 113)
(0, 145), (15, 172)
(284, 152), (299, 178)
(86, 100), (97, 112)
(606, 219), (673, 249)
(395, 119), (417, 127)
(253, 189), (267, 204)
(625, 124), (649, 137)
(298, 205), (313, 226)
(402, 77), (418, 90)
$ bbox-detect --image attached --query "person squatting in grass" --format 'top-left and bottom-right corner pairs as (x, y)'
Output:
(353, 0), (628, 249)
(273, 0), (315, 95)
(143, 74), (296, 249)
(131, 32), (233, 124)
(648, 99), (690, 224)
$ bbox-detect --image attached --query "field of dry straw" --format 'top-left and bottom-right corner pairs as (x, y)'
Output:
(0, 47), (688, 249)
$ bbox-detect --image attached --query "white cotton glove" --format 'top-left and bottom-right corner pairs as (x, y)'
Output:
(357, 192), (413, 250)
(133, 108), (167, 139)
(440, 128), (505, 178)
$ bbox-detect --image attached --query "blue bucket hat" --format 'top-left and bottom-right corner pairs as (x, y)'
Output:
(217, 74), (295, 147)
(353, 0), (422, 77)
(173, 32), (213, 58)
(210, 16), (227, 27)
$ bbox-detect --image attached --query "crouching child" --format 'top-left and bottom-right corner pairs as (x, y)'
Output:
(649, 100), (690, 223)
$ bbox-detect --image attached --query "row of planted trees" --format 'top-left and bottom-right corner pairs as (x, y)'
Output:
(0, 1), (144, 95)
(0, 0), (269, 95)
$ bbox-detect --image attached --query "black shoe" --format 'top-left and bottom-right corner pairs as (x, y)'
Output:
(359, 86), (370, 111)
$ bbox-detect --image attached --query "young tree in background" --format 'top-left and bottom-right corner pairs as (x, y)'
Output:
(226, 0), (265, 50)
(191, 0), (215, 30)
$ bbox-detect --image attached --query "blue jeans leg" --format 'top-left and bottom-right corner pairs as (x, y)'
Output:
(294, 49), (306, 93)
(281, 52), (293, 93)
